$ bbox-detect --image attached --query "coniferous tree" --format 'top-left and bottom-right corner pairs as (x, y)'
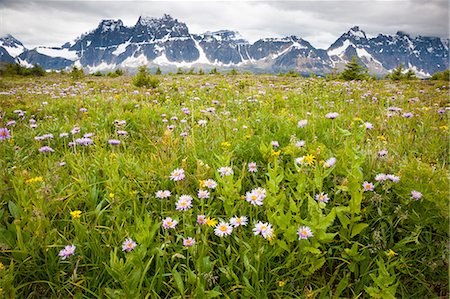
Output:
(340, 56), (367, 80)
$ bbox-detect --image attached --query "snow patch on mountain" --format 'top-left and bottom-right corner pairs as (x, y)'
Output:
(35, 47), (79, 60)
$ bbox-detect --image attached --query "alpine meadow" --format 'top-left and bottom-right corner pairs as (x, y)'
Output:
(0, 69), (448, 298)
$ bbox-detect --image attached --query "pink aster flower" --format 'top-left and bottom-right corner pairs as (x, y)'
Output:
(323, 157), (336, 168)
(176, 195), (193, 211)
(218, 166), (233, 177)
(248, 162), (258, 173)
(298, 119), (308, 128)
(315, 192), (329, 203)
(155, 190), (171, 199)
(197, 215), (206, 225)
(162, 217), (178, 229)
(411, 190), (422, 200)
(297, 226), (313, 240)
(39, 146), (54, 153)
(122, 238), (137, 252)
(183, 237), (195, 247)
(170, 168), (185, 181)
(375, 173), (387, 182)
(0, 128), (11, 140)
(59, 245), (76, 260)
(230, 216), (248, 227)
(252, 221), (274, 240)
(363, 181), (374, 192)
(204, 179), (217, 189)
(214, 222), (233, 237)
(197, 190), (210, 199)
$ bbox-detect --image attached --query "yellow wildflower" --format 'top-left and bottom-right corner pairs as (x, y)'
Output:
(272, 150), (281, 157)
(70, 210), (82, 219)
(0, 262), (4, 270)
(377, 135), (386, 141)
(439, 125), (448, 131)
(206, 217), (218, 227)
(25, 176), (43, 184)
(278, 280), (286, 287)
(387, 249), (398, 258)
(304, 154), (315, 165)
(199, 180), (206, 188)
(109, 193), (115, 199)
(353, 117), (362, 122)
(221, 141), (231, 148)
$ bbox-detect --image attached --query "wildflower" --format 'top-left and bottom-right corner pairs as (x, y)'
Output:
(278, 280), (286, 287)
(386, 249), (398, 258)
(375, 173), (387, 182)
(6, 120), (16, 126)
(403, 112), (413, 118)
(25, 176), (43, 184)
(386, 174), (400, 183)
(364, 122), (374, 130)
(272, 150), (281, 157)
(221, 141), (231, 148)
(204, 179), (217, 189)
(183, 237), (195, 247)
(363, 181), (374, 192)
(155, 190), (171, 199)
(295, 140), (305, 148)
(198, 120), (207, 127)
(248, 162), (258, 173)
(253, 221), (274, 240)
(170, 168), (185, 181)
(197, 215), (206, 225)
(218, 166), (233, 177)
(39, 146), (54, 153)
(323, 157), (336, 168)
(122, 238), (137, 252)
(304, 154), (316, 166)
(246, 190), (264, 206)
(411, 190), (422, 200)
(315, 192), (329, 203)
(325, 112), (339, 119)
(117, 130), (128, 136)
(271, 141), (279, 148)
(197, 189), (210, 199)
(206, 217), (218, 227)
(79, 108), (88, 113)
(70, 210), (82, 219)
(214, 222), (233, 237)
(297, 226), (313, 240)
(162, 217), (178, 229)
(59, 132), (69, 138)
(71, 127), (80, 135)
(377, 150), (388, 157)
(108, 139), (120, 145)
(230, 216), (248, 227)
(75, 137), (93, 146)
(59, 245), (76, 260)
(295, 156), (306, 165)
(176, 195), (193, 211)
(298, 119), (308, 128)
(0, 128), (11, 140)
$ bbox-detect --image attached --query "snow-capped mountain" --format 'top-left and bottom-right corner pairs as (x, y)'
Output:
(2, 15), (448, 76)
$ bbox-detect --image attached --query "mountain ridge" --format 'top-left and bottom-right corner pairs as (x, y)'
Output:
(1, 15), (448, 77)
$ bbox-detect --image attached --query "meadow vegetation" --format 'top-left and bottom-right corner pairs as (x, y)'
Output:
(0, 72), (448, 298)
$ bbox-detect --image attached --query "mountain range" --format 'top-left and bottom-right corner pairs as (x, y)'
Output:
(1, 14), (448, 77)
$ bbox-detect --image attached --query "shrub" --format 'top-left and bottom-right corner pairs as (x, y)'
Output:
(132, 65), (160, 88)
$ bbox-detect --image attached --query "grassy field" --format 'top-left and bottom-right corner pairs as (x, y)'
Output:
(0, 74), (448, 298)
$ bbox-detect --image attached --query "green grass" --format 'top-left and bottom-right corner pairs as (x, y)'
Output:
(0, 74), (448, 298)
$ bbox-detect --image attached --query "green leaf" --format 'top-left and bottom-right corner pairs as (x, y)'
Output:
(8, 201), (20, 218)
(172, 270), (185, 294)
(351, 223), (369, 238)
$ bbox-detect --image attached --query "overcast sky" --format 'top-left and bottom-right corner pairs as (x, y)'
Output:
(0, 0), (448, 49)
